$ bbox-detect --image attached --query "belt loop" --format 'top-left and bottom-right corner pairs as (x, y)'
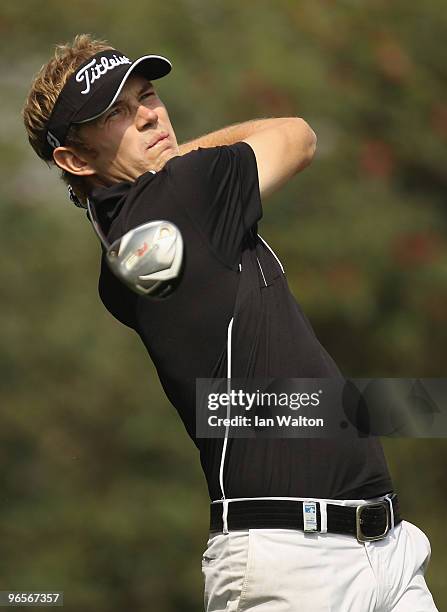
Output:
(386, 494), (395, 530)
(319, 501), (328, 533)
(222, 500), (229, 535)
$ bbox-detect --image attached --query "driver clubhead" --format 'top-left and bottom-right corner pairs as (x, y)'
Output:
(106, 220), (183, 296)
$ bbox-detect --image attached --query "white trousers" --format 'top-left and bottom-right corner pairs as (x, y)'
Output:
(201, 497), (438, 612)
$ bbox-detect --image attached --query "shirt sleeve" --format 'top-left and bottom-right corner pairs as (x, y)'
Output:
(98, 253), (138, 329)
(166, 141), (263, 268)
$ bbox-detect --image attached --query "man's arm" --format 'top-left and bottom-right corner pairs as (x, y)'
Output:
(177, 118), (288, 154)
(178, 117), (317, 199)
(243, 118), (317, 199)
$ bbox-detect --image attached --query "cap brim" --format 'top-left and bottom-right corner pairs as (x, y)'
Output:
(73, 54), (172, 124)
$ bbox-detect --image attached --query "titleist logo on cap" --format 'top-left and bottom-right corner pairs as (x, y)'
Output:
(76, 54), (132, 95)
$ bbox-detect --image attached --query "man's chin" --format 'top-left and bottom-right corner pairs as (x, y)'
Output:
(148, 148), (180, 173)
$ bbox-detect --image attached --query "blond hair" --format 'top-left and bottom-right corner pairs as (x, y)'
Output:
(22, 34), (114, 204)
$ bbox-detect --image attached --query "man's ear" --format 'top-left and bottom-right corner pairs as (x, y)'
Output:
(52, 146), (96, 177)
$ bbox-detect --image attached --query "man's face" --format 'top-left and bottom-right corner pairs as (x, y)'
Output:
(78, 73), (179, 184)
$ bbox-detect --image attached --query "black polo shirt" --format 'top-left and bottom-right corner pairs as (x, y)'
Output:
(89, 142), (393, 501)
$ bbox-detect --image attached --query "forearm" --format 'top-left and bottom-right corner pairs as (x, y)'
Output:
(177, 117), (293, 155)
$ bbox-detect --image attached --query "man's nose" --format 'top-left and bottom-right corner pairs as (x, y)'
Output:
(135, 104), (158, 130)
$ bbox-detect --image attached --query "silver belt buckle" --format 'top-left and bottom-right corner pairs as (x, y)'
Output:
(356, 501), (390, 543)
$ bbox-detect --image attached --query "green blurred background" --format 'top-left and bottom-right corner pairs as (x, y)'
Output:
(1, 1), (446, 610)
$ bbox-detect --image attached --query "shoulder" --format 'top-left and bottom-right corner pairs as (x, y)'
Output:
(166, 142), (255, 169)
(161, 142), (257, 185)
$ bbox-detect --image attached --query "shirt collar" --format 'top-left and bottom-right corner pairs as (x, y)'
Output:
(87, 170), (159, 234)
(89, 181), (131, 225)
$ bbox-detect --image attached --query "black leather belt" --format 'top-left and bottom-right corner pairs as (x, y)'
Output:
(210, 494), (401, 543)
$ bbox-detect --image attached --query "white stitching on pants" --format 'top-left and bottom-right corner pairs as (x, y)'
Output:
(236, 530), (254, 612)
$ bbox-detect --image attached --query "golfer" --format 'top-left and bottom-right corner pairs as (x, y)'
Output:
(23, 34), (438, 611)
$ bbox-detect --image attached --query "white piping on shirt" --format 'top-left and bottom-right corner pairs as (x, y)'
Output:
(217, 316), (234, 534)
(257, 233), (285, 274)
(256, 257), (268, 287)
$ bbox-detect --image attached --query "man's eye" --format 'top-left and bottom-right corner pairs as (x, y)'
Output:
(140, 91), (155, 101)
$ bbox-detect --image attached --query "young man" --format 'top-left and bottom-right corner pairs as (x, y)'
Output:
(23, 35), (437, 611)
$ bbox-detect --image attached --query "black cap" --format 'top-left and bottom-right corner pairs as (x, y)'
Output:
(45, 49), (172, 158)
